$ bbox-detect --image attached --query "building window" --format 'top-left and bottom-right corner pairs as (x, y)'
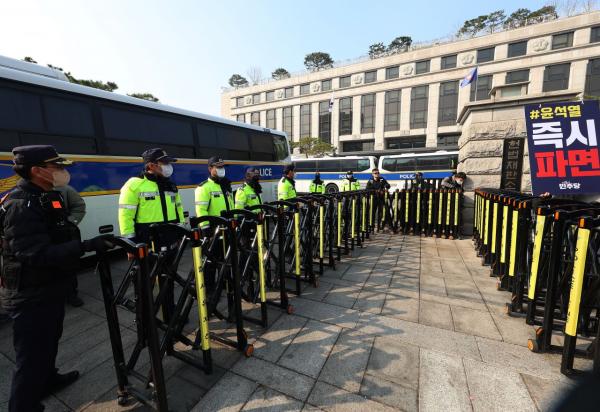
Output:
(365, 70), (377, 83)
(340, 76), (351, 88)
(470, 74), (492, 101)
(415, 60), (430, 74)
(283, 107), (293, 138)
(252, 94), (261, 104)
(339, 97), (353, 135)
(342, 140), (374, 152)
(384, 90), (401, 132)
(266, 91), (275, 102)
(507, 41), (527, 58)
(552, 31), (574, 50)
(284, 87), (294, 98)
(266, 109), (276, 129)
(506, 69), (530, 84)
(318, 101), (332, 143)
(585, 59), (600, 98)
(251, 112), (260, 126)
(591, 26), (600, 43)
(300, 104), (311, 138)
(441, 55), (457, 70)
(322, 79), (332, 91)
(386, 136), (426, 150)
(438, 81), (459, 127)
(236, 114), (245, 123)
(300, 84), (310, 95)
(438, 133), (459, 147)
(477, 47), (495, 63)
(410, 85), (428, 129)
(236, 97), (244, 107)
(543, 63), (571, 92)
(386, 66), (399, 80)
(361, 94), (376, 133)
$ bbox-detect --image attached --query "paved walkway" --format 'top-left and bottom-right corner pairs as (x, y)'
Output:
(0, 234), (583, 411)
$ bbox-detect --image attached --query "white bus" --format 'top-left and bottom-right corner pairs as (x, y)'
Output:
(293, 155), (377, 193)
(0, 55), (291, 240)
(378, 150), (458, 188)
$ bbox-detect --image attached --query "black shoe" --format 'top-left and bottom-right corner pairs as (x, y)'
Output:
(67, 295), (84, 307)
(45, 371), (80, 396)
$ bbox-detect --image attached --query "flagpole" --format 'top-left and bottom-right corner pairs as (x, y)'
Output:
(474, 73), (479, 102)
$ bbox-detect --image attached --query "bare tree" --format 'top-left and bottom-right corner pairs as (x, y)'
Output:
(246, 66), (263, 85)
(547, 0), (580, 16)
(581, 0), (598, 11)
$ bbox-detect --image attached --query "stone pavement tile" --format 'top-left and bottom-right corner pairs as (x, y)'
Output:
(390, 275), (419, 291)
(420, 259), (442, 273)
(419, 292), (488, 312)
(445, 279), (483, 302)
(360, 374), (417, 412)
(476, 337), (562, 379)
(490, 313), (535, 347)
(308, 381), (396, 412)
(364, 271), (393, 288)
(302, 281), (334, 302)
(319, 330), (374, 392)
(323, 285), (361, 309)
(291, 298), (361, 329)
(451, 305), (502, 341)
(254, 314), (309, 363)
(191, 372), (258, 412)
(164, 375), (207, 412)
(352, 289), (386, 314)
(278, 319), (342, 378)
(242, 386), (304, 411)
(341, 270), (370, 285)
(419, 300), (453, 330)
(419, 275), (446, 296)
(0, 353), (12, 405)
(520, 373), (575, 412)
(318, 276), (357, 288)
(233, 356), (315, 402)
(464, 358), (536, 412)
(418, 349), (472, 412)
(176, 363), (227, 391)
(40, 395), (71, 412)
(356, 312), (481, 361)
(366, 337), (419, 389)
(381, 295), (419, 323)
(302, 403), (326, 411)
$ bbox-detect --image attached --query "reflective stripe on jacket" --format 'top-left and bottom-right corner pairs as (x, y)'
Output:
(235, 183), (262, 210)
(277, 177), (297, 200)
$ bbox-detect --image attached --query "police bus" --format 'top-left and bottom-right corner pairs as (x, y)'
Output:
(0, 55), (291, 240)
(293, 155), (377, 193)
(378, 150), (458, 188)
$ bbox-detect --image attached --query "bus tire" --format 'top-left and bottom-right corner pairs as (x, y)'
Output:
(325, 183), (339, 194)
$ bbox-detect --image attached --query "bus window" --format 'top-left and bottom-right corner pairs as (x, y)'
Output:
(20, 133), (97, 155)
(0, 130), (19, 151)
(0, 87), (44, 132)
(344, 160), (358, 171)
(295, 161), (316, 171)
(357, 159), (370, 171)
(43, 96), (94, 137)
(318, 159), (341, 172)
(216, 126), (250, 160)
(103, 139), (195, 158)
(382, 158), (396, 171)
(249, 132), (275, 161)
(273, 135), (289, 161)
(395, 158), (416, 171)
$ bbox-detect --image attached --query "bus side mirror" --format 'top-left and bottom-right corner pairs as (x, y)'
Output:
(99, 225), (114, 234)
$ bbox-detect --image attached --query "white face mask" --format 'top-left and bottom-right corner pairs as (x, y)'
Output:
(456, 179), (464, 185)
(160, 163), (173, 178)
(216, 167), (226, 178)
(52, 169), (71, 187)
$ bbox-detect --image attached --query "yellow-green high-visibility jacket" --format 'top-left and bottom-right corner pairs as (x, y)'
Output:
(309, 181), (325, 194)
(235, 183), (262, 210)
(341, 178), (360, 192)
(277, 177), (297, 200)
(195, 177), (233, 227)
(118, 174), (184, 239)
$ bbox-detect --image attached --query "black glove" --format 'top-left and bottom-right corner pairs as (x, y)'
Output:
(82, 235), (115, 254)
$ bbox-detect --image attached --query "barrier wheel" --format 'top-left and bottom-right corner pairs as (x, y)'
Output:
(244, 344), (255, 358)
(314, 279), (319, 288)
(117, 395), (128, 406)
(441, 235), (446, 239)
(287, 305), (294, 315)
(527, 338), (539, 352)
(449, 235), (455, 240)
(496, 281), (502, 291)
(504, 303), (511, 315)
(535, 327), (544, 337)
(242, 329), (249, 340)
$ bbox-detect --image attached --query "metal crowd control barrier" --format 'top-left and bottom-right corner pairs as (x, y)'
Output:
(473, 188), (600, 377)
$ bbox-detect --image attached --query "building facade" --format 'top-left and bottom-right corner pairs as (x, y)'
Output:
(221, 12), (600, 155)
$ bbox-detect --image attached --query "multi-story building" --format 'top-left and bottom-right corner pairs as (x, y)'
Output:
(221, 12), (600, 155)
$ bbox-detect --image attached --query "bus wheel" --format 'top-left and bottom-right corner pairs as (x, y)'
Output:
(325, 184), (339, 194)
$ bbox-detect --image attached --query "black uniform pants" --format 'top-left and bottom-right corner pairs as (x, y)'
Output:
(9, 298), (65, 412)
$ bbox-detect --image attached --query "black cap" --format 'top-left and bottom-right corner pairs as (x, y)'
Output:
(455, 172), (466, 179)
(346, 170), (353, 175)
(245, 166), (259, 175)
(142, 148), (177, 164)
(208, 156), (225, 167)
(284, 164), (295, 174)
(12, 145), (73, 166)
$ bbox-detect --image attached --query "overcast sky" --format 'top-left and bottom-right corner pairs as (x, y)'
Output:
(1, 0), (549, 116)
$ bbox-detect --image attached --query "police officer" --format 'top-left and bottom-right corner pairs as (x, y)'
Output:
(195, 156), (233, 290)
(309, 172), (325, 194)
(441, 171), (466, 189)
(235, 167), (262, 210)
(366, 168), (391, 230)
(366, 168), (390, 191)
(278, 164), (297, 200)
(118, 148), (184, 244)
(0, 145), (112, 412)
(341, 170), (360, 191)
(412, 172), (431, 189)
